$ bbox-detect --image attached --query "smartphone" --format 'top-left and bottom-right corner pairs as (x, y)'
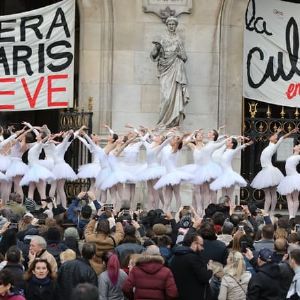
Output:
(296, 224), (300, 232)
(104, 203), (114, 211)
(183, 206), (190, 210)
(238, 225), (244, 231)
(240, 241), (248, 253)
(9, 223), (18, 229)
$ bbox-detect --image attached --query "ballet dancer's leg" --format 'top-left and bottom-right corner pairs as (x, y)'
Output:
(201, 183), (210, 211)
(13, 176), (24, 200)
(147, 180), (155, 210)
(57, 179), (67, 208)
(123, 183), (130, 201)
(89, 178), (96, 193)
(109, 186), (118, 207)
(193, 185), (202, 216)
(153, 178), (164, 208)
(163, 186), (173, 212)
(100, 190), (107, 203)
(270, 186), (278, 215)
(286, 193), (294, 219)
(49, 181), (57, 198)
(28, 182), (36, 200)
(36, 180), (47, 199)
(117, 183), (124, 201)
(225, 186), (235, 202)
(1, 180), (11, 204)
(263, 188), (272, 213)
(173, 184), (181, 210)
(291, 191), (299, 218)
(129, 183), (135, 205)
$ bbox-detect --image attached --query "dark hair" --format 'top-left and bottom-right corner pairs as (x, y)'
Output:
(262, 224), (274, 240)
(9, 193), (22, 204)
(46, 226), (61, 242)
(71, 283), (98, 300)
(212, 212), (226, 226)
(222, 222), (234, 235)
(0, 228), (17, 256)
(25, 258), (54, 280)
(212, 129), (219, 141)
(0, 269), (15, 287)
(81, 243), (96, 260)
(183, 232), (200, 247)
(112, 133), (118, 142)
(81, 205), (92, 219)
(199, 222), (217, 240)
(291, 249), (300, 265)
(96, 219), (110, 235)
(231, 138), (238, 149)
(6, 246), (21, 263)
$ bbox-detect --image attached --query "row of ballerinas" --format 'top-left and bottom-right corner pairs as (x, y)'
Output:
(0, 122), (298, 217)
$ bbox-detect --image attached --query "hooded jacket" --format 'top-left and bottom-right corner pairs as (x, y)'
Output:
(247, 262), (282, 300)
(122, 255), (178, 300)
(170, 245), (212, 300)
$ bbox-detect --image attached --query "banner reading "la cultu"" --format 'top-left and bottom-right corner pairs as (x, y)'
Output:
(0, 0), (75, 111)
(243, 0), (300, 107)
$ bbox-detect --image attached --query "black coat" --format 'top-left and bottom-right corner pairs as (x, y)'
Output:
(25, 277), (56, 300)
(170, 246), (212, 300)
(247, 262), (282, 300)
(57, 258), (98, 300)
(3, 263), (25, 292)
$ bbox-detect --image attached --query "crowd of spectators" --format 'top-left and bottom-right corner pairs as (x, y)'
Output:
(0, 191), (300, 299)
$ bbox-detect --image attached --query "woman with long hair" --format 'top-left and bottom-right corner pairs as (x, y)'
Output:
(98, 252), (128, 300)
(218, 251), (251, 300)
(24, 258), (56, 300)
(0, 269), (25, 300)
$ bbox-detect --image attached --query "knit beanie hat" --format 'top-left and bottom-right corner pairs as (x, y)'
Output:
(24, 198), (36, 212)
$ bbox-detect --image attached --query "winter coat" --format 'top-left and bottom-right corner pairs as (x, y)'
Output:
(98, 269), (128, 300)
(85, 220), (124, 274)
(170, 245), (212, 300)
(122, 255), (178, 300)
(24, 276), (56, 300)
(246, 262), (281, 300)
(218, 272), (251, 300)
(115, 242), (145, 266)
(1, 293), (25, 300)
(57, 258), (98, 300)
(2, 263), (25, 292)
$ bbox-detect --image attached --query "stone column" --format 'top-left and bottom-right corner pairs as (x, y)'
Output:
(77, 0), (114, 134)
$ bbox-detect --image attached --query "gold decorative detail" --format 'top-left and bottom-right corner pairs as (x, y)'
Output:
(249, 102), (258, 118)
(288, 123), (292, 132)
(295, 107), (299, 119)
(88, 97), (93, 112)
(280, 106), (285, 119)
(266, 105), (271, 118)
(273, 123), (278, 132)
(259, 122), (264, 132)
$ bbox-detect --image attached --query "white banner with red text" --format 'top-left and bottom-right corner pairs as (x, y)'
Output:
(0, 0), (75, 111)
(243, 0), (300, 106)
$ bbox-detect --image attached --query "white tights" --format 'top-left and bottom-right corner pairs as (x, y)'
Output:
(287, 191), (299, 219)
(263, 187), (277, 215)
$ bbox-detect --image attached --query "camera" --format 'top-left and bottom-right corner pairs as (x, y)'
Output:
(180, 214), (192, 229)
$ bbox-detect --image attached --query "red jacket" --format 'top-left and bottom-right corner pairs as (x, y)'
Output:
(122, 255), (178, 300)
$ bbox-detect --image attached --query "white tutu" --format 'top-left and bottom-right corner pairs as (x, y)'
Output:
(210, 170), (247, 191)
(38, 159), (55, 171)
(96, 167), (111, 189)
(251, 166), (284, 189)
(0, 171), (7, 181)
(154, 169), (193, 189)
(77, 162), (101, 179)
(6, 157), (29, 178)
(0, 155), (11, 172)
(135, 163), (166, 182)
(52, 162), (77, 181)
(101, 169), (136, 191)
(119, 162), (146, 182)
(277, 174), (300, 195)
(192, 162), (222, 185)
(20, 163), (55, 186)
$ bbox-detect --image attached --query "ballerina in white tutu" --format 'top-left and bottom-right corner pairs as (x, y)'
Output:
(251, 128), (297, 215)
(20, 129), (55, 200)
(210, 137), (253, 200)
(137, 129), (173, 209)
(277, 143), (300, 219)
(75, 129), (102, 197)
(51, 130), (77, 208)
(100, 133), (137, 209)
(154, 134), (193, 211)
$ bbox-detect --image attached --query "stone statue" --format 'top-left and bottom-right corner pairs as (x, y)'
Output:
(151, 16), (189, 128)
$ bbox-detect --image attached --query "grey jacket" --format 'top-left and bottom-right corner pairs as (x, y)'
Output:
(98, 269), (128, 300)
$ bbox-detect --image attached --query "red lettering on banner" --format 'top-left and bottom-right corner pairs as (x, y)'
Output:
(0, 78), (16, 109)
(47, 74), (68, 107)
(286, 83), (300, 100)
(21, 77), (45, 108)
